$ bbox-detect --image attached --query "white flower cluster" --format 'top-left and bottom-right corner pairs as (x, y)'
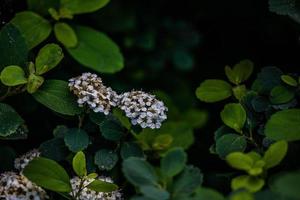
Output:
(70, 176), (122, 200)
(14, 149), (40, 171)
(69, 73), (168, 129)
(69, 72), (120, 115)
(0, 172), (48, 200)
(119, 91), (168, 129)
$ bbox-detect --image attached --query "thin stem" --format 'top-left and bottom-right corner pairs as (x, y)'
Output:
(74, 177), (86, 200)
(78, 114), (85, 128)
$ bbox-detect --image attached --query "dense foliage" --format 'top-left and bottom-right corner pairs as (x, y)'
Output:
(0, 0), (300, 199)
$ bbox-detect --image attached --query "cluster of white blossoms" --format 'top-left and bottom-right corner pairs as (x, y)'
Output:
(69, 73), (168, 129)
(69, 72), (121, 115)
(14, 149), (40, 171)
(70, 176), (122, 200)
(119, 91), (168, 129)
(0, 172), (48, 200)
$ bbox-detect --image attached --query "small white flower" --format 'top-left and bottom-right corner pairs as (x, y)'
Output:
(14, 149), (40, 172)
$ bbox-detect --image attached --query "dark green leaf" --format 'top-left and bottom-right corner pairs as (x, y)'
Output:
(161, 147), (187, 177)
(195, 79), (232, 102)
(122, 157), (158, 186)
(39, 138), (69, 161)
(33, 80), (82, 116)
(0, 146), (16, 171)
(23, 157), (71, 192)
(27, 0), (59, 16)
(11, 11), (51, 49)
(216, 134), (247, 159)
(194, 187), (225, 200)
(120, 142), (144, 160)
(270, 85), (294, 105)
(94, 149), (118, 170)
(265, 109), (300, 141)
(0, 23), (28, 70)
(0, 103), (24, 137)
(60, 0), (110, 14)
(100, 117), (124, 141)
(64, 128), (89, 152)
(35, 43), (64, 75)
(140, 185), (170, 200)
(67, 26), (124, 73)
(87, 179), (118, 192)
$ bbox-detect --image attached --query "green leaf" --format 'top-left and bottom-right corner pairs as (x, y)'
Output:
(0, 65), (27, 86)
(270, 171), (300, 199)
(26, 74), (44, 94)
(152, 134), (173, 151)
(226, 152), (253, 171)
(263, 140), (288, 169)
(161, 147), (187, 177)
(140, 185), (170, 200)
(35, 43), (64, 75)
(270, 85), (294, 104)
(64, 128), (89, 152)
(195, 79), (232, 102)
(172, 166), (203, 197)
(220, 103), (246, 133)
(67, 26), (124, 73)
(122, 157), (158, 187)
(120, 142), (144, 160)
(216, 134), (247, 159)
(0, 103), (25, 137)
(33, 80), (82, 116)
(182, 109), (208, 129)
(39, 138), (69, 161)
(11, 11), (52, 49)
(87, 179), (118, 192)
(27, 0), (59, 16)
(225, 60), (254, 85)
(194, 187), (225, 200)
(54, 23), (78, 48)
(0, 23), (28, 70)
(232, 84), (247, 100)
(231, 175), (265, 193)
(99, 117), (124, 141)
(113, 108), (131, 130)
(60, 0), (110, 15)
(265, 109), (300, 141)
(230, 191), (254, 200)
(23, 157), (71, 192)
(72, 151), (87, 177)
(281, 75), (298, 87)
(94, 149), (118, 171)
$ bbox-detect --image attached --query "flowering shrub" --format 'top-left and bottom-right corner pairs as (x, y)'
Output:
(1, 0), (300, 200)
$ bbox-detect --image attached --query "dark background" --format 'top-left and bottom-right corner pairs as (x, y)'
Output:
(1, 0), (300, 192)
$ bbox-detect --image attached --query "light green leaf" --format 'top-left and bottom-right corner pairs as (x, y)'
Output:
(64, 128), (89, 152)
(231, 175), (265, 193)
(226, 152), (253, 171)
(216, 134), (247, 159)
(67, 26), (124, 73)
(161, 147), (187, 177)
(72, 151), (87, 177)
(196, 79), (232, 102)
(122, 157), (158, 187)
(281, 75), (298, 87)
(54, 23), (78, 48)
(94, 149), (118, 171)
(225, 59), (254, 84)
(263, 140), (288, 169)
(60, 0), (110, 15)
(87, 179), (118, 192)
(0, 103), (25, 137)
(265, 109), (300, 141)
(33, 80), (82, 116)
(11, 11), (52, 49)
(230, 191), (254, 200)
(35, 43), (64, 75)
(23, 157), (71, 192)
(0, 65), (27, 86)
(220, 103), (246, 133)
(0, 23), (28, 70)
(26, 74), (44, 94)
